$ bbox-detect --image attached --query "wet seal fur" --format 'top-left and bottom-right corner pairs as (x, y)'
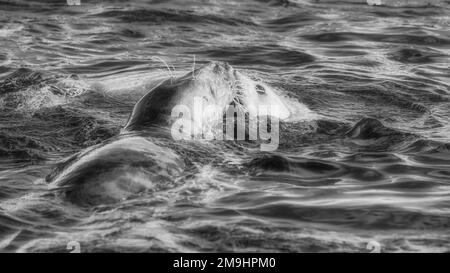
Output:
(46, 136), (184, 206)
(123, 61), (295, 133)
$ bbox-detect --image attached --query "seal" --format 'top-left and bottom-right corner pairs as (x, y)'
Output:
(122, 61), (308, 134)
(46, 136), (185, 206)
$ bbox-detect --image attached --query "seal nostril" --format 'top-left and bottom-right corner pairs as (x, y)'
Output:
(213, 64), (220, 74)
(255, 84), (266, 95)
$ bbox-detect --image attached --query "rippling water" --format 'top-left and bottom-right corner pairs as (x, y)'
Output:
(0, 0), (450, 253)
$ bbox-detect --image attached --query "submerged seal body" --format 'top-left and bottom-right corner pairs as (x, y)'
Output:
(47, 136), (184, 206)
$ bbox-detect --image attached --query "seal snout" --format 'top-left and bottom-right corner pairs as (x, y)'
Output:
(207, 61), (234, 75)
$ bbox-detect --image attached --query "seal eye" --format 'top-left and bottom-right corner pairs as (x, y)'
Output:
(255, 84), (266, 95)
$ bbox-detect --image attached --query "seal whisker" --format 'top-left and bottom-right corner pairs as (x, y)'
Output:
(150, 56), (174, 84)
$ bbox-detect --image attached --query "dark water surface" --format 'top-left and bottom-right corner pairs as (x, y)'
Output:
(0, 0), (450, 252)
